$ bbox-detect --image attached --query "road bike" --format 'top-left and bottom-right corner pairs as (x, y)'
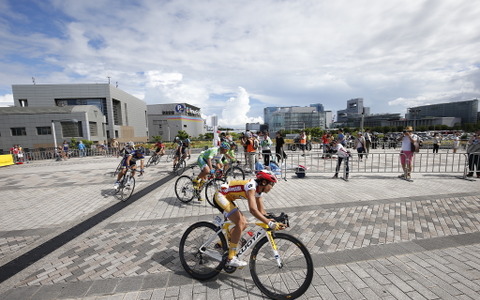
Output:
(174, 168), (225, 205)
(165, 148), (176, 163)
(114, 167), (142, 201)
(112, 157), (126, 177)
(173, 155), (187, 176)
(222, 160), (245, 181)
(145, 151), (163, 168)
(178, 212), (313, 299)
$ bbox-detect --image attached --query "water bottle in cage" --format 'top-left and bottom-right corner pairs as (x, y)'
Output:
(240, 231), (254, 247)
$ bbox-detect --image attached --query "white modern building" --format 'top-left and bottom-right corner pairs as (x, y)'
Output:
(147, 103), (205, 141)
(0, 106), (106, 152)
(2, 83), (149, 151)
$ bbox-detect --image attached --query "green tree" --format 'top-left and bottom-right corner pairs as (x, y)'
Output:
(176, 130), (189, 140)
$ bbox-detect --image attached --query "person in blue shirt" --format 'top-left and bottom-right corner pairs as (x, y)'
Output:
(78, 141), (86, 157)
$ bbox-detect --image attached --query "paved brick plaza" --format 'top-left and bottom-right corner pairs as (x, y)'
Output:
(0, 150), (479, 299)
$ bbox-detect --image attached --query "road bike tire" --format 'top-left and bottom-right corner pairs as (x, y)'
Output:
(119, 174), (135, 202)
(112, 161), (123, 177)
(179, 221), (228, 280)
(174, 159), (187, 176)
(205, 178), (225, 207)
(250, 232), (313, 299)
(145, 155), (157, 168)
(306, 143), (312, 151)
(166, 150), (175, 163)
(224, 166), (245, 181)
(174, 175), (196, 203)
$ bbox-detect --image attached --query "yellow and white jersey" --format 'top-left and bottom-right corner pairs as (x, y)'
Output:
(220, 179), (260, 201)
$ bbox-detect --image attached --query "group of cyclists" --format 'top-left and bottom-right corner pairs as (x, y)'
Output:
(112, 134), (284, 268)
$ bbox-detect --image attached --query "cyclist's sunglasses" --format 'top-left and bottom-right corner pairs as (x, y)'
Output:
(268, 182), (275, 187)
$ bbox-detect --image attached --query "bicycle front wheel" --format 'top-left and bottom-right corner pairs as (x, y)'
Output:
(205, 178), (225, 207)
(224, 166), (245, 181)
(175, 175), (195, 203)
(250, 233), (313, 299)
(119, 175), (135, 201)
(179, 221), (228, 280)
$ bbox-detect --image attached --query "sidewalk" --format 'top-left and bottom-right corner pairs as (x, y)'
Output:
(0, 153), (479, 299)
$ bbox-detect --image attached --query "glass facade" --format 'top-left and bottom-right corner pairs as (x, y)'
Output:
(407, 100), (478, 124)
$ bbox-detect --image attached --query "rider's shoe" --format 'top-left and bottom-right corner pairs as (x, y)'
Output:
(226, 256), (247, 268)
(113, 181), (120, 189)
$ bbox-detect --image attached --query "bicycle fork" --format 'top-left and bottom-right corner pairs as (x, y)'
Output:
(266, 230), (283, 268)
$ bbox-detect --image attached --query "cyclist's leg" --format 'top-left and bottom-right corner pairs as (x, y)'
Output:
(215, 194), (245, 260)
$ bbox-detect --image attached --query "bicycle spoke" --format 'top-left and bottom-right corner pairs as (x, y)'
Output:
(179, 222), (227, 280)
(250, 233), (313, 299)
(175, 175), (195, 203)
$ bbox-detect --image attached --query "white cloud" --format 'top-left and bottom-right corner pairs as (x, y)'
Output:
(0, 0), (479, 126)
(218, 87), (263, 128)
(0, 94), (14, 107)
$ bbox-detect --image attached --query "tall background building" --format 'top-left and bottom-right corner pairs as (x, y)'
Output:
(264, 104), (332, 133)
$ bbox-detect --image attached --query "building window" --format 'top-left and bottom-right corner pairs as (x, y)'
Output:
(112, 99), (122, 125)
(61, 122), (80, 137)
(89, 122), (98, 136)
(37, 127), (52, 135)
(11, 127), (27, 136)
(19, 99), (28, 107)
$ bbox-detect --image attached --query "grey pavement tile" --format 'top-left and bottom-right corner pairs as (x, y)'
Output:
(30, 284), (64, 300)
(114, 277), (144, 293)
(84, 278), (119, 296)
(58, 281), (92, 299)
(141, 273), (169, 290)
(0, 285), (41, 300)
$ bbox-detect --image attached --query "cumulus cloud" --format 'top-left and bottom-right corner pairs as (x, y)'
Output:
(218, 87), (263, 128)
(0, 94), (14, 107)
(0, 0), (479, 125)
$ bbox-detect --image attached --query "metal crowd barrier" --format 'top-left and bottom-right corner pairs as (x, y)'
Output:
(276, 151), (477, 181)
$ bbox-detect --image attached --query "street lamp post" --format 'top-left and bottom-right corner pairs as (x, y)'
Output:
(51, 119), (78, 161)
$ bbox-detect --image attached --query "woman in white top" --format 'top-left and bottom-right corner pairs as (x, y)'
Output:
(397, 126), (418, 179)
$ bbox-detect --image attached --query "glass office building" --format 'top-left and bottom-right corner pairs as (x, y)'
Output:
(406, 99), (478, 124)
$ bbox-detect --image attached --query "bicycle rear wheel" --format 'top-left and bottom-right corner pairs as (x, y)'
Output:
(224, 166), (245, 181)
(205, 178), (225, 207)
(112, 160), (123, 177)
(179, 221), (228, 280)
(250, 233), (313, 299)
(174, 159), (187, 176)
(146, 155), (157, 168)
(175, 175), (195, 203)
(119, 174), (135, 201)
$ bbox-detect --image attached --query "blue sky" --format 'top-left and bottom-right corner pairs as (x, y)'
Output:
(1, 0), (479, 128)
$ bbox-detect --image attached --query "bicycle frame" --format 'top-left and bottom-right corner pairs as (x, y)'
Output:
(202, 215), (283, 267)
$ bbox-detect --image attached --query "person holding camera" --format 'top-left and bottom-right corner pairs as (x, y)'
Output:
(397, 126), (419, 180)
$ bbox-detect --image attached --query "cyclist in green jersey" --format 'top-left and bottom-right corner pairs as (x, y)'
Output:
(193, 142), (230, 188)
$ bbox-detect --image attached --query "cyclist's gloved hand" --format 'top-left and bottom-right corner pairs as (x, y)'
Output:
(268, 221), (286, 231)
(210, 169), (216, 174)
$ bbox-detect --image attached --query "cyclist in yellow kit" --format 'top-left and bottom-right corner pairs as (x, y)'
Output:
(213, 170), (285, 267)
